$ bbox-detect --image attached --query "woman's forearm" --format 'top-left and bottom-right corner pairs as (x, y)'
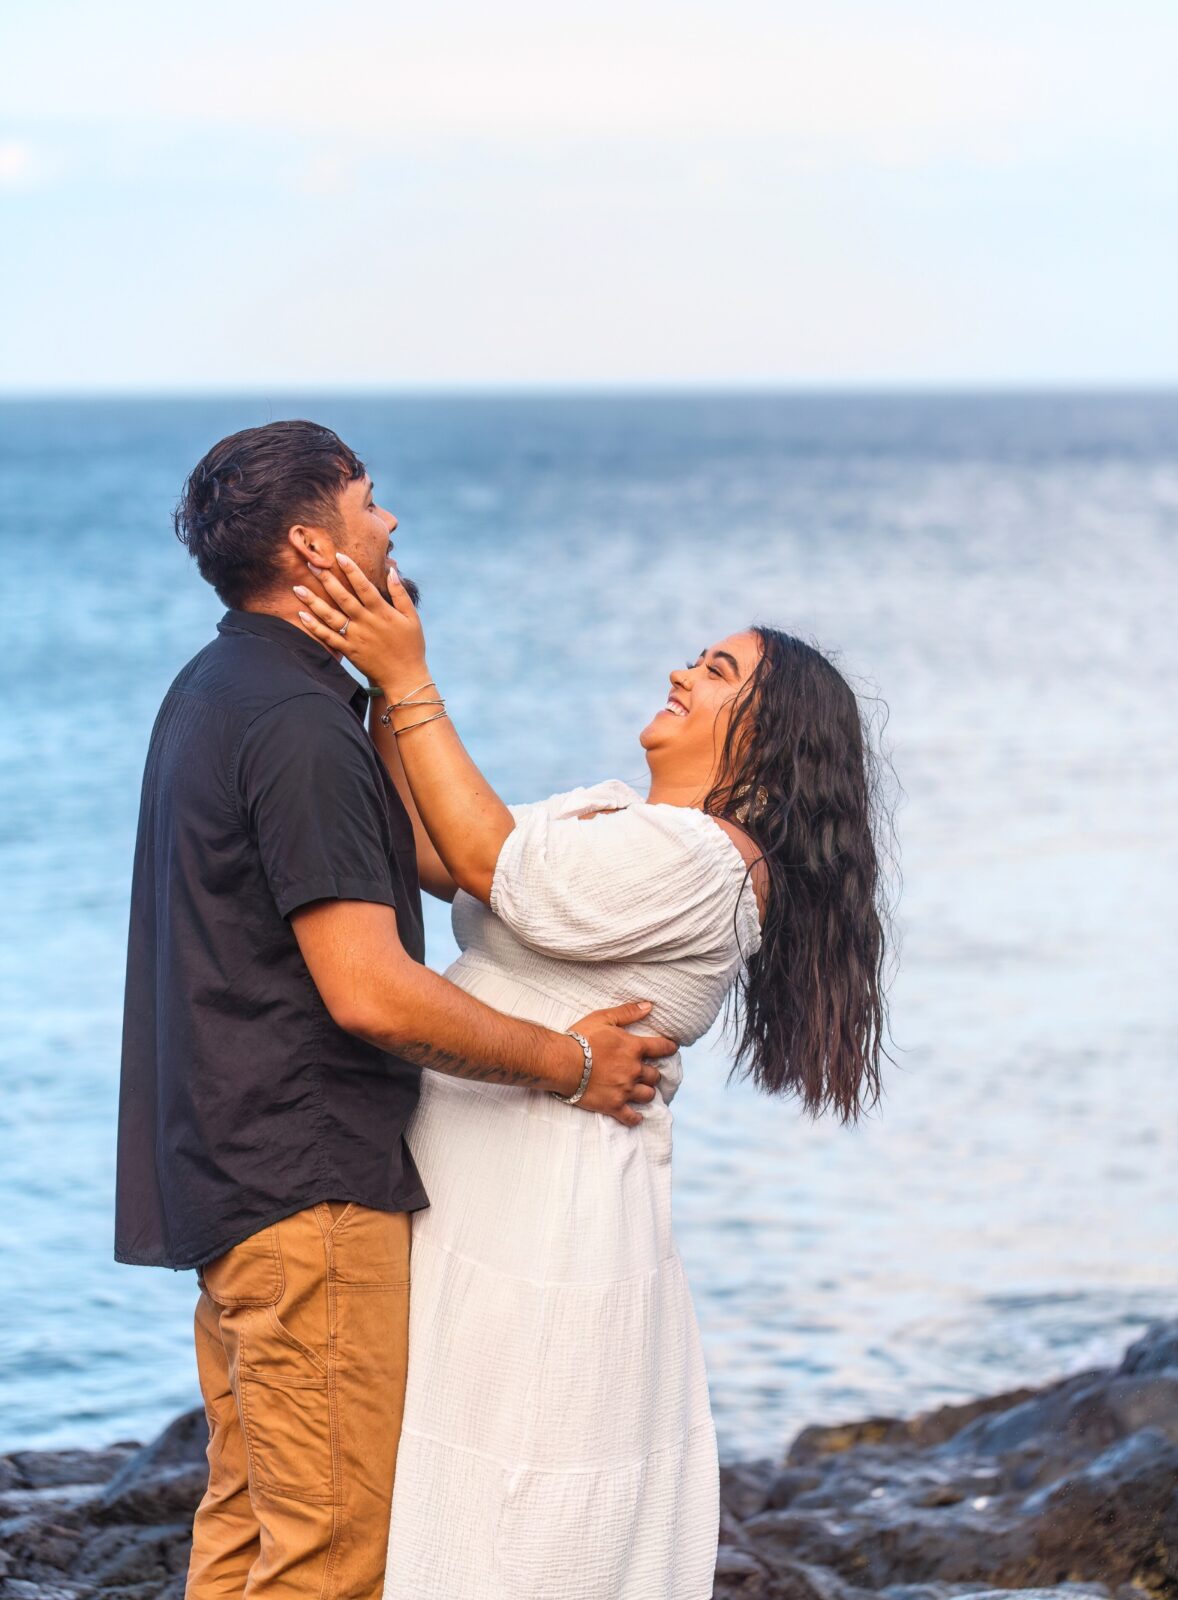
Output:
(291, 557), (512, 900)
(368, 701), (457, 901)
(382, 682), (514, 903)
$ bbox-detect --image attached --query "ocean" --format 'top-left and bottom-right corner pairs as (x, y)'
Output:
(1, 392), (1175, 1462)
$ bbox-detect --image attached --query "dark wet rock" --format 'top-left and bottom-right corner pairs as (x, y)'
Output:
(717, 1324), (1178, 1598)
(80, 1522), (194, 1588)
(724, 1461), (778, 1521)
(96, 1409), (208, 1526)
(766, 1466), (829, 1511)
(1122, 1325), (1178, 1378)
(0, 1413), (205, 1600)
(2, 1325), (1176, 1599)
(714, 1318), (1178, 1600)
(0, 1446), (139, 1494)
(789, 1387), (1043, 1464)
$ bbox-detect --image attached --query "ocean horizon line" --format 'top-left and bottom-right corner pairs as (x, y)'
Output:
(3, 381), (1178, 403)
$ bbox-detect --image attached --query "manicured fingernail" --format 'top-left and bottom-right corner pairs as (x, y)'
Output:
(307, 561), (324, 572)
(336, 551), (352, 566)
(298, 610), (314, 624)
(293, 585), (310, 599)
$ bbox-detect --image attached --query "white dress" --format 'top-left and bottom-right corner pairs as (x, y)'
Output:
(383, 780), (762, 1600)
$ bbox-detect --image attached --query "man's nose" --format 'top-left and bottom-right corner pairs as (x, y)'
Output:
(387, 514), (398, 533)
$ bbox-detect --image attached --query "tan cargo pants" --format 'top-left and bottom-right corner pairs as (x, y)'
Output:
(185, 1201), (411, 1599)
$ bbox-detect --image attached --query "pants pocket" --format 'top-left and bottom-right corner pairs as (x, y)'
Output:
(239, 1306), (333, 1503)
(201, 1226), (284, 1307)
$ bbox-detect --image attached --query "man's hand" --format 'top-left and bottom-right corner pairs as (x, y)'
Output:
(562, 1001), (677, 1127)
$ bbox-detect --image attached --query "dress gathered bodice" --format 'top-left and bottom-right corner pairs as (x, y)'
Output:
(450, 780), (761, 1103)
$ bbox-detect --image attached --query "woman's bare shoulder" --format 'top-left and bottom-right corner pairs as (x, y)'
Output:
(710, 817), (769, 921)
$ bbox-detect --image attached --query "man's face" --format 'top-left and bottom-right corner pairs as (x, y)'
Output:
(331, 476), (405, 600)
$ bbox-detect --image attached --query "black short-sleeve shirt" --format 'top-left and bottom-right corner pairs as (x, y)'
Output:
(116, 610), (428, 1271)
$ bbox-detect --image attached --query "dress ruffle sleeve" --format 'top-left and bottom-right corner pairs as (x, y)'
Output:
(489, 789), (759, 965)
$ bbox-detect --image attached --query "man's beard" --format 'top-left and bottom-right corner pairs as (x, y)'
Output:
(377, 568), (421, 608)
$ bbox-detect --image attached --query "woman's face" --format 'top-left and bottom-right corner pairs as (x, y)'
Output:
(639, 631), (762, 770)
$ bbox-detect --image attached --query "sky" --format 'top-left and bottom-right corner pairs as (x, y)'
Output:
(1, 0), (1176, 391)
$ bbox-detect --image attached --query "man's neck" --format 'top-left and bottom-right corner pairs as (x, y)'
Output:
(240, 596), (343, 662)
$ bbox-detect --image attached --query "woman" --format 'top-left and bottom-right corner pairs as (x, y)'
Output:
(295, 557), (891, 1600)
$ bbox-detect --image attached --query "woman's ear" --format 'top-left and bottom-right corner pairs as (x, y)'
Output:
(287, 521), (336, 570)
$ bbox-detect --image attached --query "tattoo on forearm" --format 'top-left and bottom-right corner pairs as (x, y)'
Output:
(401, 1040), (545, 1089)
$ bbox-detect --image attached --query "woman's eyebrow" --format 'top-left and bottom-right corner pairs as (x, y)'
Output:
(708, 649), (740, 675)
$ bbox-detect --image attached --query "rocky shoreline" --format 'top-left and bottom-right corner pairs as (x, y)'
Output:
(2, 1321), (1175, 1599)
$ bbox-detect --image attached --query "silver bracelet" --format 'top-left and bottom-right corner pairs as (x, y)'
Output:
(379, 678), (444, 727)
(549, 1030), (593, 1105)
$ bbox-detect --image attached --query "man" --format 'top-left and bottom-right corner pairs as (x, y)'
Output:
(116, 419), (673, 1599)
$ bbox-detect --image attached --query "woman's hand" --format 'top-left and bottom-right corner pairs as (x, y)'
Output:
(297, 552), (515, 902)
(294, 554), (429, 700)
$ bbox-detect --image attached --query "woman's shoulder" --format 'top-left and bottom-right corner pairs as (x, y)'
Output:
(707, 816), (769, 922)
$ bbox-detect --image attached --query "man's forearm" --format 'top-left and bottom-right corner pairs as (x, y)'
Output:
(290, 900), (663, 1128)
(353, 960), (580, 1094)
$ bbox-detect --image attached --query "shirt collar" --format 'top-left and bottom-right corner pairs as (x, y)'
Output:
(217, 610), (369, 720)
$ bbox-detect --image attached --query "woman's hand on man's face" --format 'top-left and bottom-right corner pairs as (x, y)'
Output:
(293, 552), (429, 697)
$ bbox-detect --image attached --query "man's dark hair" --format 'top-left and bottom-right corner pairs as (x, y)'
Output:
(174, 420), (366, 608)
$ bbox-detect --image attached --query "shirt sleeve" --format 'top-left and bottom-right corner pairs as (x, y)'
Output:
(489, 800), (753, 964)
(236, 694), (398, 919)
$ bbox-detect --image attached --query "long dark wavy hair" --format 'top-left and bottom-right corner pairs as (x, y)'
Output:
(703, 628), (897, 1123)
